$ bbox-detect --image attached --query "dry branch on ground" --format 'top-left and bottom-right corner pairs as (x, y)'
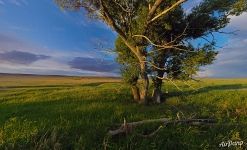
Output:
(107, 118), (216, 136)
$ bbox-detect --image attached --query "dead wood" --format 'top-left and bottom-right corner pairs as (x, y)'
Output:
(107, 118), (216, 136)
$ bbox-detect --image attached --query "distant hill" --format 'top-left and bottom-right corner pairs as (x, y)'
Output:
(0, 73), (121, 79)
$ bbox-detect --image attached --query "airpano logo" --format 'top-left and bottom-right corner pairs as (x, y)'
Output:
(219, 140), (244, 148)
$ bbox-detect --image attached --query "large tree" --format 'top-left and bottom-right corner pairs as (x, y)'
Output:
(55, 0), (247, 104)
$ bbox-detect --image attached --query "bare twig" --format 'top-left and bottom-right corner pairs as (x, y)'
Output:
(133, 35), (171, 48)
(141, 61), (167, 71)
(132, 34), (196, 53)
(182, 80), (198, 91)
(112, 0), (131, 13)
(138, 125), (163, 138)
(156, 76), (183, 92)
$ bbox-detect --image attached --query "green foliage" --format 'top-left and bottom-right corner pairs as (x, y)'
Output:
(121, 65), (140, 86)
(232, 0), (247, 15)
(186, 0), (246, 39)
(166, 44), (218, 80)
(115, 37), (140, 85)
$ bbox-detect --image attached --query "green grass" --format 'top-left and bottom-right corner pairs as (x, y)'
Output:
(0, 76), (247, 149)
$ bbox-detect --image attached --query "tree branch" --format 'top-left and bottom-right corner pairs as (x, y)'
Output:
(150, 0), (187, 23)
(132, 34), (196, 53)
(157, 76), (183, 91)
(108, 118), (169, 136)
(147, 0), (163, 21)
(141, 60), (167, 71)
(141, 0), (186, 44)
(133, 35), (172, 48)
(99, 0), (127, 40)
(99, 0), (139, 59)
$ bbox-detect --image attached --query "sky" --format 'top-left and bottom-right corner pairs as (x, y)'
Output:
(0, 0), (246, 77)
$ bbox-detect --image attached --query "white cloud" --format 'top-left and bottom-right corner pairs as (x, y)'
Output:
(229, 13), (247, 31)
(197, 69), (215, 78)
(200, 13), (247, 78)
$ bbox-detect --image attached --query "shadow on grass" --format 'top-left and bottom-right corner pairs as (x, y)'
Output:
(0, 82), (120, 90)
(166, 84), (247, 98)
(79, 82), (110, 87)
(197, 84), (247, 91)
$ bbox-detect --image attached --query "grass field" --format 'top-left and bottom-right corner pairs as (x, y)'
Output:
(0, 74), (247, 149)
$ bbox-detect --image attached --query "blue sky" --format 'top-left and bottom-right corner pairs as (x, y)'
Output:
(0, 0), (247, 77)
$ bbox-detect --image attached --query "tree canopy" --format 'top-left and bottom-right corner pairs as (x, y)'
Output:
(55, 0), (247, 104)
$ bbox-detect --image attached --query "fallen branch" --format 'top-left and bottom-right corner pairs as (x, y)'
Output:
(107, 118), (216, 136)
(107, 118), (169, 136)
(163, 118), (216, 126)
(138, 125), (163, 138)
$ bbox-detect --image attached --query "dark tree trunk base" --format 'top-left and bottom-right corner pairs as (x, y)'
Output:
(131, 85), (140, 102)
(152, 88), (162, 103)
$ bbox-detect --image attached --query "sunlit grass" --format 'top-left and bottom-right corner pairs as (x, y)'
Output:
(0, 76), (247, 149)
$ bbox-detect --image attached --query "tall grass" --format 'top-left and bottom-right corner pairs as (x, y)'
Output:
(0, 76), (247, 149)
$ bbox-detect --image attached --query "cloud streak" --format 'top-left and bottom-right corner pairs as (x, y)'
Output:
(68, 57), (119, 73)
(0, 32), (119, 76)
(0, 33), (33, 53)
(0, 0), (28, 6)
(0, 50), (50, 65)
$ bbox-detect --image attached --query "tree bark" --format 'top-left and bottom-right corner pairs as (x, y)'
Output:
(152, 73), (163, 103)
(152, 86), (162, 104)
(152, 61), (165, 103)
(139, 61), (149, 105)
(131, 85), (140, 102)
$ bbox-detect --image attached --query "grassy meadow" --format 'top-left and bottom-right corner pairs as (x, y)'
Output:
(0, 74), (247, 149)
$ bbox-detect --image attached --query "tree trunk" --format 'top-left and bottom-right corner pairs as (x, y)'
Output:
(131, 85), (140, 102)
(152, 79), (162, 103)
(139, 61), (149, 105)
(152, 65), (165, 103)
